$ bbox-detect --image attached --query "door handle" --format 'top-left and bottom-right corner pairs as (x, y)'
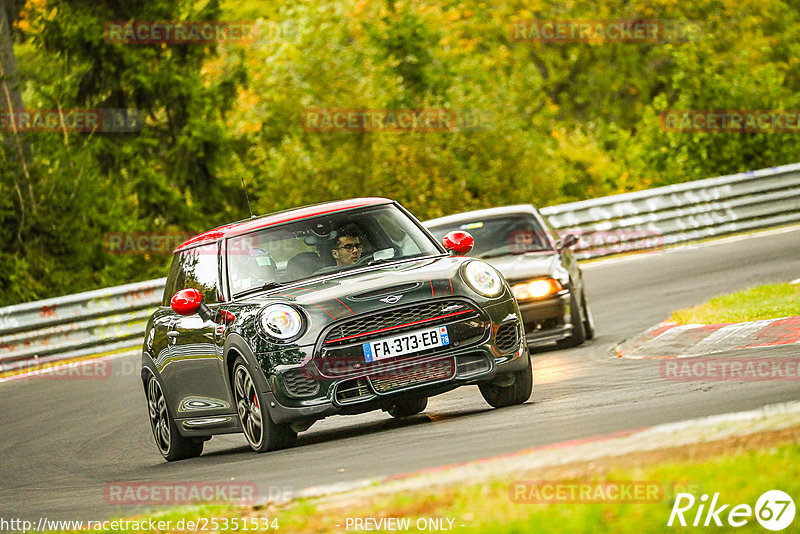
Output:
(167, 331), (180, 338)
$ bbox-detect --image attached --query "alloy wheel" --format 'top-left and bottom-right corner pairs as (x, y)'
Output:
(234, 364), (263, 447)
(147, 377), (170, 455)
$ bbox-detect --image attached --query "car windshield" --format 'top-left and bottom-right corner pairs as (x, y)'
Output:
(427, 215), (552, 258)
(227, 204), (441, 296)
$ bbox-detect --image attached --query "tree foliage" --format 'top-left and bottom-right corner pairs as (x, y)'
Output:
(2, 0), (800, 304)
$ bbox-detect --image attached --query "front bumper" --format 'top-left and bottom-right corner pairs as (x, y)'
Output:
(265, 343), (529, 424)
(518, 292), (572, 345)
(257, 295), (525, 424)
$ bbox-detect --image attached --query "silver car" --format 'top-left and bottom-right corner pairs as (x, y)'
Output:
(425, 204), (594, 348)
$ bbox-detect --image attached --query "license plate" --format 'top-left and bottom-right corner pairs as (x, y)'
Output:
(362, 326), (450, 362)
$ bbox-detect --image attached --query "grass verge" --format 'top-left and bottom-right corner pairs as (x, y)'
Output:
(670, 282), (800, 324)
(56, 428), (800, 533)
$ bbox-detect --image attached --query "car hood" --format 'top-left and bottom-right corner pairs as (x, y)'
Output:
(240, 255), (477, 322)
(480, 252), (560, 284)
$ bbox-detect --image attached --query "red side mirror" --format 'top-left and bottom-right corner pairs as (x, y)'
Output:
(171, 288), (203, 316)
(443, 231), (474, 255)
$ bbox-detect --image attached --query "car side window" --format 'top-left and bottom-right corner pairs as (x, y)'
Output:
(168, 245), (220, 305)
(162, 254), (185, 306)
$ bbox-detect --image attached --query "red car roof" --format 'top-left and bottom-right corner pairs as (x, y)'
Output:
(175, 197), (392, 252)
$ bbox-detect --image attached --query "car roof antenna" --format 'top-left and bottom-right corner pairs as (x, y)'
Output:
(240, 175), (255, 218)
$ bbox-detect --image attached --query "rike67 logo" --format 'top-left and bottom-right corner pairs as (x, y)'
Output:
(668, 490), (795, 530)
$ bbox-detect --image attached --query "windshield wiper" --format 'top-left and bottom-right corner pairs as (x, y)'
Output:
(259, 281), (284, 290)
(233, 281), (284, 298)
(367, 257), (399, 266)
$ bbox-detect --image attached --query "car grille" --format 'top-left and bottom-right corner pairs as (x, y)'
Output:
(323, 299), (481, 346)
(332, 357), (460, 404)
(527, 317), (560, 332)
(495, 322), (520, 353)
(282, 369), (320, 398)
(370, 358), (455, 393)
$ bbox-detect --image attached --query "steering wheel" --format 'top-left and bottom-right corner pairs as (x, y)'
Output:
(355, 253), (374, 266)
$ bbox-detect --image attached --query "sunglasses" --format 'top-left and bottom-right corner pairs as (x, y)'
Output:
(336, 243), (363, 251)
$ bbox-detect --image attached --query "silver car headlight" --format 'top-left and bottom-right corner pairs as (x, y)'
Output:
(463, 261), (504, 297)
(260, 304), (304, 340)
(512, 278), (564, 300)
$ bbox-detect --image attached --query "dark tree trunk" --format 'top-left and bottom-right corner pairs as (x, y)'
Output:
(0, 0), (33, 242)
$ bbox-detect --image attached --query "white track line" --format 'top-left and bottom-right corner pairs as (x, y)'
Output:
(0, 349), (139, 384)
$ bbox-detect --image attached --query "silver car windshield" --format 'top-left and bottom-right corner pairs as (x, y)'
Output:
(427, 215), (552, 258)
(228, 205), (441, 296)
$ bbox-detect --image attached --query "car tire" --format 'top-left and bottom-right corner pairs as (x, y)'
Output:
(388, 397), (428, 418)
(557, 292), (586, 348)
(146, 374), (204, 461)
(478, 351), (533, 408)
(582, 293), (595, 341)
(232, 356), (297, 453)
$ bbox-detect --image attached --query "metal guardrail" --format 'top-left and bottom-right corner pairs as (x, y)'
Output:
(0, 279), (165, 372)
(2, 162), (799, 371)
(540, 162), (800, 259)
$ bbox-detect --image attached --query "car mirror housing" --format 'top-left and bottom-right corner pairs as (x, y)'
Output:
(558, 233), (579, 250)
(443, 230), (474, 255)
(170, 288), (215, 322)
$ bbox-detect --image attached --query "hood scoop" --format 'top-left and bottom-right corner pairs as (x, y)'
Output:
(348, 282), (421, 301)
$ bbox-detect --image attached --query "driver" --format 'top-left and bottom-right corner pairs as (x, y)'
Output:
(331, 229), (363, 266)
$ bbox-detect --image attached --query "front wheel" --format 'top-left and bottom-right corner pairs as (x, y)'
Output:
(582, 293), (595, 340)
(478, 352), (533, 408)
(557, 292), (586, 348)
(146, 374), (204, 461)
(232, 357), (297, 453)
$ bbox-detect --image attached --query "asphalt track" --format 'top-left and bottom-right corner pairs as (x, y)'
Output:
(2, 227), (799, 522)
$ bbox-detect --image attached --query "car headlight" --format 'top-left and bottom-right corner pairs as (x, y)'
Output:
(512, 278), (564, 300)
(463, 261), (504, 297)
(260, 304), (304, 340)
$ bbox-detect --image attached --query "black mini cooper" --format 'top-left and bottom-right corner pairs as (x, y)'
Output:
(142, 198), (531, 461)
